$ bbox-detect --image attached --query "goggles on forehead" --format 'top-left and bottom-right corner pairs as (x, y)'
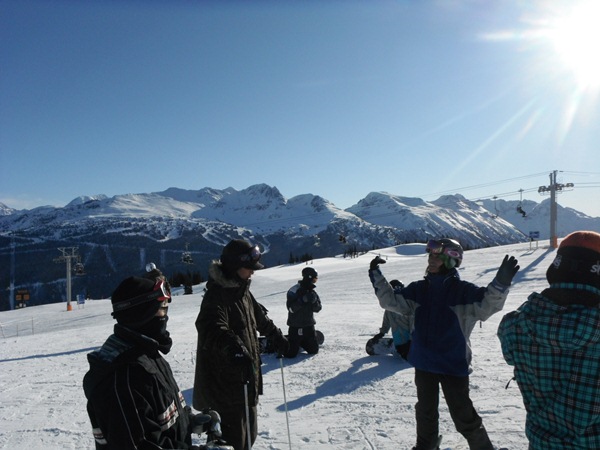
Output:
(112, 279), (171, 314)
(426, 240), (462, 259)
(239, 245), (261, 263)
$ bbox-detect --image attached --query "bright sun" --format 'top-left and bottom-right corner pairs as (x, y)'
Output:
(545, 1), (600, 90)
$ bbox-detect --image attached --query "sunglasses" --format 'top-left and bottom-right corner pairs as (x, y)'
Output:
(112, 279), (171, 314)
(239, 245), (261, 263)
(426, 240), (462, 259)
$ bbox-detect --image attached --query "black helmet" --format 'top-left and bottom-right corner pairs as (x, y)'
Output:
(426, 238), (463, 268)
(220, 240), (263, 270)
(301, 267), (318, 279)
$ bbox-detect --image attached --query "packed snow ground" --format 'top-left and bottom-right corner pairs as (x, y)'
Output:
(0, 241), (554, 449)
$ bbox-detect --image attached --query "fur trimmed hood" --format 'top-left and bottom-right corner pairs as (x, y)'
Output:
(207, 260), (252, 289)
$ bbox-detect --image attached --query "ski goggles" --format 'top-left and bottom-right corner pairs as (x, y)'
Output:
(239, 245), (261, 263)
(112, 279), (171, 314)
(426, 240), (462, 259)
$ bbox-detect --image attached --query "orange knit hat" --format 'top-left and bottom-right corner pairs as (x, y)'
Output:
(546, 231), (600, 291)
(560, 231), (600, 253)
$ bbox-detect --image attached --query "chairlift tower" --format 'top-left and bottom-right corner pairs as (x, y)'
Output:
(182, 243), (194, 295)
(538, 170), (574, 248)
(492, 196), (499, 218)
(54, 247), (80, 311)
(181, 242), (194, 265)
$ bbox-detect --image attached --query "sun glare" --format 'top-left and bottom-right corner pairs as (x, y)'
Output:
(546, 1), (600, 90)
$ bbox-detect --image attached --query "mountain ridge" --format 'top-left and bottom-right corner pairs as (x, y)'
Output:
(1, 184), (599, 309)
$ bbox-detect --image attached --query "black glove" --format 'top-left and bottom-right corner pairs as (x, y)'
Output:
(495, 255), (519, 286)
(310, 292), (319, 304)
(188, 407), (222, 436)
(372, 332), (384, 341)
(390, 279), (404, 289)
(189, 412), (211, 435)
(228, 341), (252, 366)
(270, 328), (290, 356)
(303, 291), (317, 303)
(370, 256), (386, 270)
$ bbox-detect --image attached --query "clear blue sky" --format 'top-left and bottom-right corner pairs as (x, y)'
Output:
(2, 0), (600, 217)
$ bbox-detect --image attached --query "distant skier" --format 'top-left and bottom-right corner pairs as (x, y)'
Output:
(284, 267), (322, 358)
(498, 231), (600, 450)
(369, 238), (519, 450)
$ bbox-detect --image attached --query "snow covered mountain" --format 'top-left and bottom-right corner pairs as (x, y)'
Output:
(0, 202), (16, 216)
(1, 183), (597, 309)
(347, 192), (521, 248)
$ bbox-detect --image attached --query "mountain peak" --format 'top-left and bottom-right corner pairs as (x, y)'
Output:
(67, 194), (108, 206)
(243, 183), (284, 200)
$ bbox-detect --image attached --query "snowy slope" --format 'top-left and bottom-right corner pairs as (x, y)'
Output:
(0, 241), (555, 449)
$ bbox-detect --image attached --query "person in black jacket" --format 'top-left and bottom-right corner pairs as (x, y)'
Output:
(193, 239), (289, 450)
(83, 275), (197, 449)
(284, 267), (322, 358)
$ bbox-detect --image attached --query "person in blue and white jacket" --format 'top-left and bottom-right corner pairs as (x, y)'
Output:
(369, 239), (519, 450)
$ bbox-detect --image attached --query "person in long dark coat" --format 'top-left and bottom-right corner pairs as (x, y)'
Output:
(193, 239), (288, 450)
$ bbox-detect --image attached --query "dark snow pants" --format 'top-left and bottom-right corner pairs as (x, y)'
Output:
(414, 369), (494, 450)
(218, 404), (257, 450)
(284, 325), (319, 358)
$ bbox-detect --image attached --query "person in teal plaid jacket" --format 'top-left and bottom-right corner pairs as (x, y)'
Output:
(498, 231), (600, 450)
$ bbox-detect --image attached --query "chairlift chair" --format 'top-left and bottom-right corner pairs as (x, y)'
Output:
(182, 252), (194, 264)
(516, 189), (527, 217)
(74, 262), (85, 275)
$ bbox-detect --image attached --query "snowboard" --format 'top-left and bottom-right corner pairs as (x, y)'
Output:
(259, 330), (324, 354)
(365, 337), (395, 356)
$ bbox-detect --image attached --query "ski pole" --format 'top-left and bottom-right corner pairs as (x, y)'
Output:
(280, 357), (292, 450)
(243, 382), (252, 450)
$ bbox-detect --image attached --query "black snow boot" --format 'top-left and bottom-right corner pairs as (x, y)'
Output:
(412, 435), (442, 450)
(465, 425), (494, 450)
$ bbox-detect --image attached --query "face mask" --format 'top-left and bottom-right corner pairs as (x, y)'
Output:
(139, 315), (170, 341)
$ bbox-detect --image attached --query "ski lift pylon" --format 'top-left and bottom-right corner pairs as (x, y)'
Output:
(181, 243), (194, 264)
(492, 196), (499, 219)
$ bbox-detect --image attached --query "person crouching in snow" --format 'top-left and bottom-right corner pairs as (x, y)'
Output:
(369, 238), (519, 450)
(371, 298), (413, 359)
(284, 266), (322, 358)
(498, 231), (600, 450)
